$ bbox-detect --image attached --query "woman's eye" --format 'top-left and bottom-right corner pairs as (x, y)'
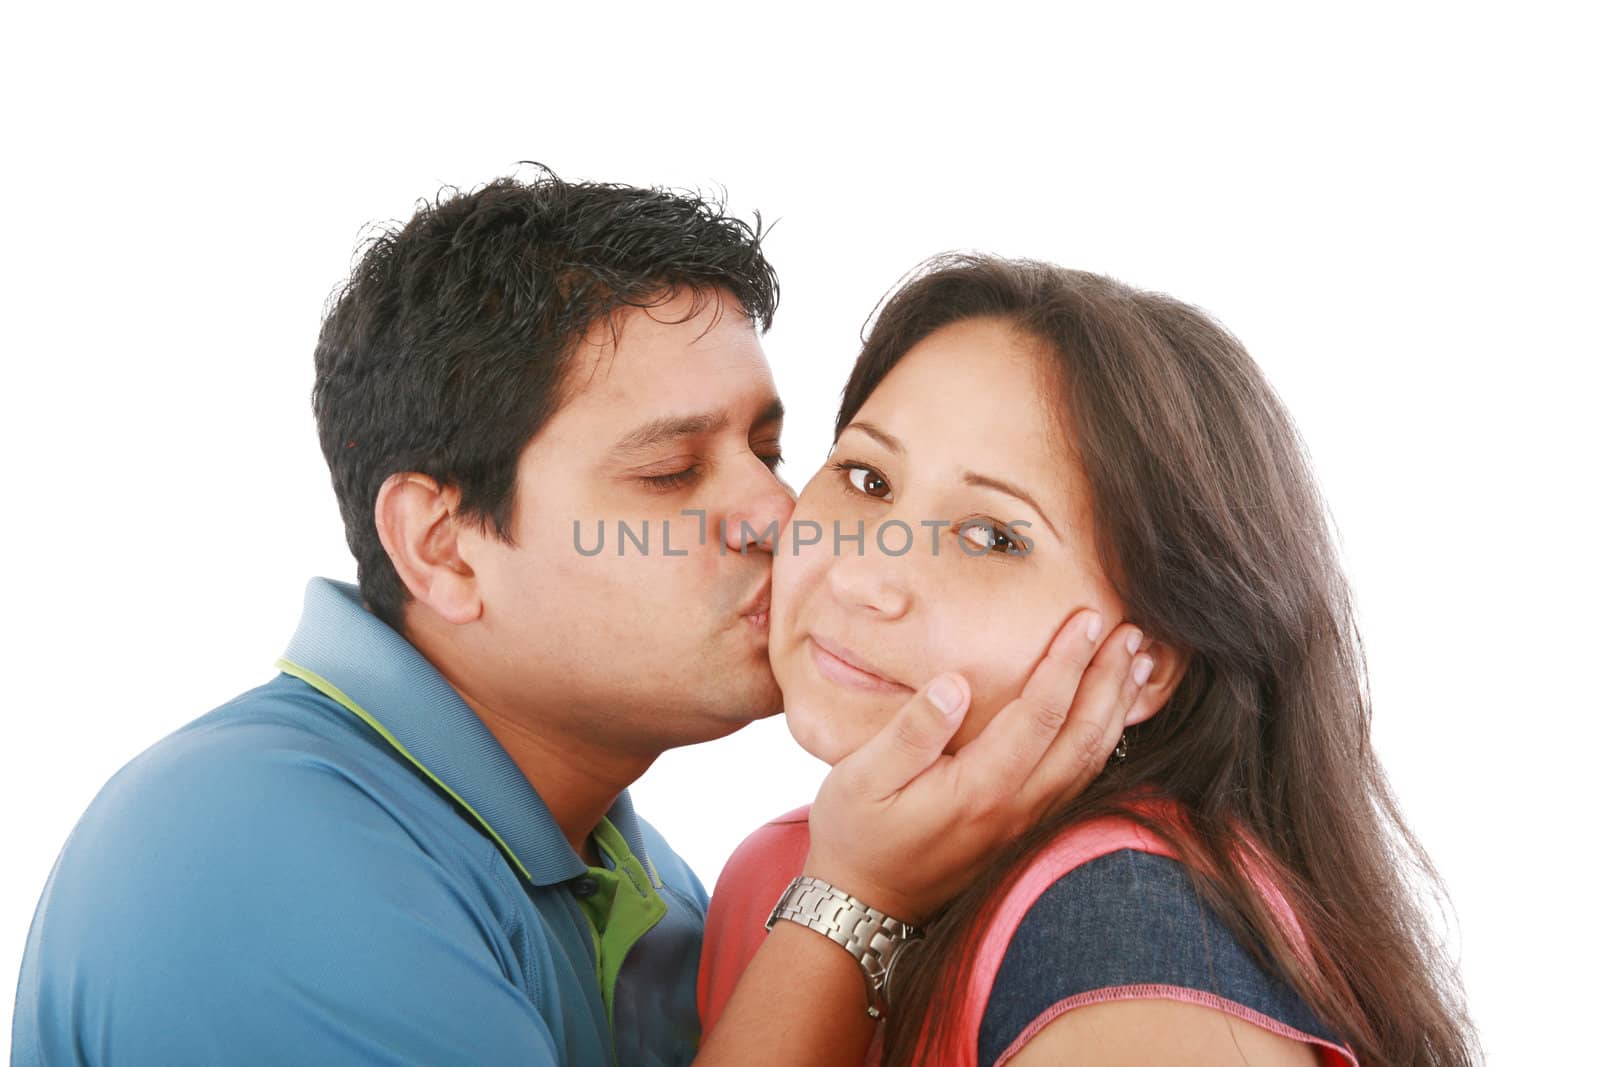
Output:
(842, 463), (892, 501)
(959, 519), (1024, 556)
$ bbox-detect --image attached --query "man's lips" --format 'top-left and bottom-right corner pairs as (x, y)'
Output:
(808, 633), (913, 693)
(740, 580), (771, 628)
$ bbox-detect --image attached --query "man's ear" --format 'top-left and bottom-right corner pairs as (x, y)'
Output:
(373, 473), (482, 626)
(1126, 640), (1190, 727)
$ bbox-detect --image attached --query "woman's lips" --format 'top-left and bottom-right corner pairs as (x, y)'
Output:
(807, 635), (913, 694)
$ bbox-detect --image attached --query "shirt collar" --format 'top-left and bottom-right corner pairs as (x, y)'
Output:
(277, 576), (657, 888)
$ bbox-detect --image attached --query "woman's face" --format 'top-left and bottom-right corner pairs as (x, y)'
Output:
(771, 317), (1131, 764)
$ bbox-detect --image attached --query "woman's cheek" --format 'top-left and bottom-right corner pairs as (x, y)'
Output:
(941, 648), (1039, 751)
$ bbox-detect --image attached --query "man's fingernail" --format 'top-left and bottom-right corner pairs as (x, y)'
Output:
(929, 676), (964, 716)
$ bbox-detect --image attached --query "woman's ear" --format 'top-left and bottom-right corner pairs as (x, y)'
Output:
(1126, 640), (1190, 727)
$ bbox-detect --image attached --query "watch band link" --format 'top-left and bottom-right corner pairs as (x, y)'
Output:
(765, 875), (921, 1019)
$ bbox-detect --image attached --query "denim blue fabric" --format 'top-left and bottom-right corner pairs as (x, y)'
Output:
(978, 849), (1341, 1066)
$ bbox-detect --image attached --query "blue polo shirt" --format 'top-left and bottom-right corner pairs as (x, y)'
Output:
(12, 578), (708, 1066)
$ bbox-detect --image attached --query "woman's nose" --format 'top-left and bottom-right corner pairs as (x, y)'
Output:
(825, 541), (912, 619)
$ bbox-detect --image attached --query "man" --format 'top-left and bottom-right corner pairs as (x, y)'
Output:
(12, 172), (1133, 1065)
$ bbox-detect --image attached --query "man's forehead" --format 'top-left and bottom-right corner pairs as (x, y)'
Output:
(532, 301), (781, 466)
(562, 294), (775, 409)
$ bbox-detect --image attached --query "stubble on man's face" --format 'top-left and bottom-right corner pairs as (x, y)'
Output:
(464, 290), (794, 756)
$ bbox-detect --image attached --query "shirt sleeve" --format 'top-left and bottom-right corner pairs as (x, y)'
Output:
(13, 727), (561, 1067)
(977, 849), (1354, 1067)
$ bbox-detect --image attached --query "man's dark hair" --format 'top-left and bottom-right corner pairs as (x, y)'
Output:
(312, 168), (779, 631)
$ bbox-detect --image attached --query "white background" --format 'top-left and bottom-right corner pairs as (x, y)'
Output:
(3, 4), (1594, 1062)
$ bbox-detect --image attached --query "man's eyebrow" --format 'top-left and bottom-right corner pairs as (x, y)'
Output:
(614, 396), (785, 455)
(753, 396), (785, 429)
(614, 411), (729, 454)
(842, 421), (1061, 540)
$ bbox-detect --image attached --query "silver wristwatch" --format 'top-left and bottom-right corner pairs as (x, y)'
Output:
(765, 875), (926, 1019)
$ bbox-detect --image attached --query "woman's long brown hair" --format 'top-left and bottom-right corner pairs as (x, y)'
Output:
(840, 256), (1477, 1066)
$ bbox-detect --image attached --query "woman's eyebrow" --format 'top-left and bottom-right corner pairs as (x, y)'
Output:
(840, 421), (902, 453)
(961, 471), (1062, 540)
(842, 421), (1062, 540)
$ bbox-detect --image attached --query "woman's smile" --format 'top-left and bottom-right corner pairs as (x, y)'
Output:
(806, 634), (914, 694)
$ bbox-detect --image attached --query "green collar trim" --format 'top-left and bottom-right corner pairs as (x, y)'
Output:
(584, 816), (669, 1027)
(279, 652), (668, 1028)
(275, 656), (536, 884)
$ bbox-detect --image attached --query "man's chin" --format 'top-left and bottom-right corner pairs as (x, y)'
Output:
(690, 674), (785, 742)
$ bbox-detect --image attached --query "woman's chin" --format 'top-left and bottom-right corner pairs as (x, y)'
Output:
(774, 642), (898, 765)
(781, 702), (847, 765)
(779, 689), (893, 767)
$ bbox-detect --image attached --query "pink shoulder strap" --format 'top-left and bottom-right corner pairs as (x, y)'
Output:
(930, 813), (1356, 1066)
(939, 816), (1174, 1066)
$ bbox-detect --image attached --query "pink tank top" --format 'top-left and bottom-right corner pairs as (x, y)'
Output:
(698, 805), (1357, 1066)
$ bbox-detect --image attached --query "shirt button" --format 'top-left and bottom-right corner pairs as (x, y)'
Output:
(571, 877), (600, 898)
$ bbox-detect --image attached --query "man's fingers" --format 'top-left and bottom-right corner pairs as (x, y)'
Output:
(1016, 623), (1151, 815)
(831, 673), (971, 803)
(953, 609), (1105, 798)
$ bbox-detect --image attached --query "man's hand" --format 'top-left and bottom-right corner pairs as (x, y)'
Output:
(802, 607), (1151, 922)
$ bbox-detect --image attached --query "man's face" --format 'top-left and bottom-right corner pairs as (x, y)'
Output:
(463, 288), (794, 755)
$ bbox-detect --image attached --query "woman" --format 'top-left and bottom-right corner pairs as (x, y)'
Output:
(698, 256), (1476, 1065)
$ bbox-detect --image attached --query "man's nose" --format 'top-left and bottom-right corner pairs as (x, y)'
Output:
(724, 467), (796, 555)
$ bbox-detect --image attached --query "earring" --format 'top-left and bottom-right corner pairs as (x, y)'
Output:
(1108, 732), (1129, 763)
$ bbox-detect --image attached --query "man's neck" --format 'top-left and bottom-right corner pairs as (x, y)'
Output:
(402, 621), (656, 864)
(467, 700), (655, 865)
